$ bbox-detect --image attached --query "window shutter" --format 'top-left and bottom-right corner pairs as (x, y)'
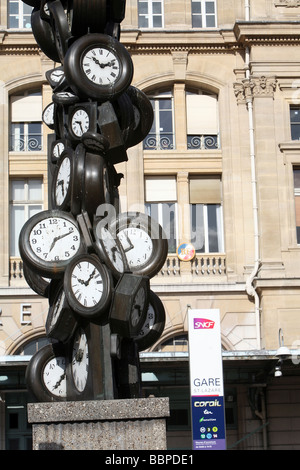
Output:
(145, 176), (177, 202)
(11, 93), (42, 122)
(186, 94), (218, 135)
(189, 175), (221, 204)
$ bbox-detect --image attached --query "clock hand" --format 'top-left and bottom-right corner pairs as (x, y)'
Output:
(111, 246), (118, 262)
(52, 372), (66, 390)
(123, 232), (134, 253)
(75, 120), (83, 132)
(84, 268), (96, 286)
(49, 231), (72, 252)
(57, 179), (64, 196)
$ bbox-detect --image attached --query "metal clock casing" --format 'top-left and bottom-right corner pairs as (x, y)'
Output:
(134, 290), (166, 351)
(109, 272), (150, 338)
(25, 342), (68, 402)
(68, 102), (98, 143)
(110, 212), (168, 278)
(93, 221), (128, 279)
(19, 209), (84, 278)
(63, 33), (133, 101)
(63, 253), (112, 324)
(46, 280), (78, 344)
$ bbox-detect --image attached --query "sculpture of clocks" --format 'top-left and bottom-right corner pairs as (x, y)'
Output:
(21, 0), (167, 403)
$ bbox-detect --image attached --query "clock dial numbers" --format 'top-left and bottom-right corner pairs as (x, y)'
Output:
(118, 227), (153, 269)
(64, 254), (112, 322)
(111, 212), (169, 278)
(71, 328), (89, 393)
(19, 210), (83, 278)
(71, 260), (104, 308)
(29, 217), (80, 263)
(82, 47), (121, 86)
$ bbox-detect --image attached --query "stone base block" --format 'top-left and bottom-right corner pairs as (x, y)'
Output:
(27, 397), (169, 450)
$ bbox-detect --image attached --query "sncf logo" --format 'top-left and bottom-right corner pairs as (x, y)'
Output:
(194, 318), (215, 329)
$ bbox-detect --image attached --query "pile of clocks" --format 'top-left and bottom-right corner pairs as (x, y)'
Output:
(20, 0), (168, 402)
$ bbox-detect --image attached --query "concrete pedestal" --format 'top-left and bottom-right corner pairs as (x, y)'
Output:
(27, 397), (169, 450)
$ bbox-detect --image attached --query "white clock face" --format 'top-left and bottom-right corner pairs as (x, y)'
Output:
(82, 47), (120, 86)
(100, 227), (124, 273)
(43, 103), (54, 126)
(72, 329), (89, 393)
(43, 356), (67, 398)
(71, 109), (90, 137)
(55, 156), (71, 206)
(117, 227), (153, 269)
(51, 69), (64, 83)
(29, 216), (81, 262)
(71, 260), (104, 308)
(53, 142), (65, 160)
(131, 287), (146, 327)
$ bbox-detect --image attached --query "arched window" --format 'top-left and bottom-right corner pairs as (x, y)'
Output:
(10, 89), (43, 152)
(14, 337), (50, 356)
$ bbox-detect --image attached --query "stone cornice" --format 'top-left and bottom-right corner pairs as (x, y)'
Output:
(234, 21), (300, 45)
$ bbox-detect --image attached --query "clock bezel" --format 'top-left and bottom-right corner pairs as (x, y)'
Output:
(64, 33), (133, 101)
(64, 253), (112, 323)
(19, 209), (84, 278)
(25, 342), (68, 402)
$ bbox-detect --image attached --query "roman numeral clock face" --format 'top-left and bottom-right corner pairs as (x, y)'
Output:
(82, 47), (120, 86)
(63, 33), (133, 101)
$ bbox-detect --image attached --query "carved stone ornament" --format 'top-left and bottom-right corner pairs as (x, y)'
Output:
(275, 0), (300, 7)
(234, 76), (277, 104)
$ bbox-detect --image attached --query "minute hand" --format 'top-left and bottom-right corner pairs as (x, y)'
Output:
(49, 231), (72, 252)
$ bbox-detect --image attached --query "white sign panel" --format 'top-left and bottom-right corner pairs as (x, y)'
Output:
(188, 309), (226, 450)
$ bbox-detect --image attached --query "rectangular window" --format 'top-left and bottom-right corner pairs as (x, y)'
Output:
(145, 176), (178, 253)
(144, 91), (175, 150)
(290, 106), (300, 140)
(191, 0), (217, 28)
(138, 0), (164, 28)
(189, 175), (224, 253)
(294, 168), (300, 243)
(8, 0), (32, 29)
(10, 179), (43, 256)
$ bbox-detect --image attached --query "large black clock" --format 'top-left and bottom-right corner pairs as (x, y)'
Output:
(63, 253), (112, 324)
(110, 212), (168, 278)
(25, 342), (68, 402)
(63, 33), (133, 101)
(19, 210), (84, 278)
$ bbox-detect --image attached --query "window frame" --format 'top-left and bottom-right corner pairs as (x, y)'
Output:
(191, 0), (217, 29)
(8, 0), (32, 30)
(138, 0), (164, 29)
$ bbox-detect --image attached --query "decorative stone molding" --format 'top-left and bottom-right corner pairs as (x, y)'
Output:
(275, 0), (300, 7)
(234, 76), (277, 103)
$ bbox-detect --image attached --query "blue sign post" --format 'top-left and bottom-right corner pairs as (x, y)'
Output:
(188, 309), (226, 450)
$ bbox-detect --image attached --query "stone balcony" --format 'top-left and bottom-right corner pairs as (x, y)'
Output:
(9, 253), (227, 288)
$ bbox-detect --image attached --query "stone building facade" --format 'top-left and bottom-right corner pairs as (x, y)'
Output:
(0, 0), (300, 450)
